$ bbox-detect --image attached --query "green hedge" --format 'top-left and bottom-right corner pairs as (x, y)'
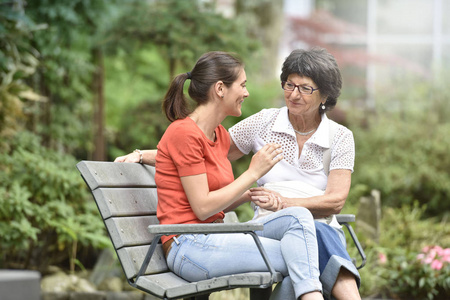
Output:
(0, 131), (109, 272)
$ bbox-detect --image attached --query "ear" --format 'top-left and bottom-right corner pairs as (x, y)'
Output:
(214, 81), (224, 98)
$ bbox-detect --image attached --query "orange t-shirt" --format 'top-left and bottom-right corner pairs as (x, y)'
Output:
(155, 117), (234, 244)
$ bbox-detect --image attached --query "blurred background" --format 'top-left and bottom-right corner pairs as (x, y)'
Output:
(1, 0), (449, 299)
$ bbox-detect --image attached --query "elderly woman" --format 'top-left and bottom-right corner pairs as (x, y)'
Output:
(228, 48), (360, 300)
(116, 48), (360, 300)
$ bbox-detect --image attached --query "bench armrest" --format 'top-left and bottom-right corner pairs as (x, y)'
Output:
(147, 223), (264, 235)
(336, 214), (355, 223)
(139, 222), (278, 286)
(335, 214), (366, 269)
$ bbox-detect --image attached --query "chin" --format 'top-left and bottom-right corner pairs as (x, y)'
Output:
(232, 108), (242, 117)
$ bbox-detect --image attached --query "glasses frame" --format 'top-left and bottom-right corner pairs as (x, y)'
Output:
(281, 81), (319, 95)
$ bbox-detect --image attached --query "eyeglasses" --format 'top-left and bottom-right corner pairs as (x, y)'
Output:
(281, 81), (319, 95)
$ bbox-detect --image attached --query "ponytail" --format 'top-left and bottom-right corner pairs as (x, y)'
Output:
(162, 73), (191, 122)
(163, 51), (243, 122)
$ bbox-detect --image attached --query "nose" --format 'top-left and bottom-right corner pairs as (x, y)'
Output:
(290, 86), (302, 97)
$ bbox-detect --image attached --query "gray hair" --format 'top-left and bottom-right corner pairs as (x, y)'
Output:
(280, 47), (342, 113)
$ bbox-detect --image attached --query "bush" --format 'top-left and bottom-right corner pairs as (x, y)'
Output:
(349, 72), (450, 217)
(376, 246), (450, 300)
(350, 202), (450, 298)
(0, 131), (110, 272)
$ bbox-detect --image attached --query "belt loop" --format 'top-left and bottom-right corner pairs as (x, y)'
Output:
(173, 236), (180, 245)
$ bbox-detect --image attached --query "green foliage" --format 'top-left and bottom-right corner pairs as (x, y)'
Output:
(349, 73), (450, 217)
(0, 131), (109, 271)
(107, 0), (259, 78)
(21, 0), (115, 156)
(352, 203), (450, 299)
(0, 0), (42, 139)
(376, 248), (450, 300)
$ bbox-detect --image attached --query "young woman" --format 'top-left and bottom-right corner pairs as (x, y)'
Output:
(154, 51), (323, 300)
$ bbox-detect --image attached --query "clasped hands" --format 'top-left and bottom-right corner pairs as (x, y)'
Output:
(249, 187), (286, 212)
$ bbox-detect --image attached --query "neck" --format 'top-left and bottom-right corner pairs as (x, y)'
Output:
(289, 111), (321, 133)
(190, 103), (225, 140)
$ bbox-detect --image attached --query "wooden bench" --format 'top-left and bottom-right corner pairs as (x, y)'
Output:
(76, 160), (365, 300)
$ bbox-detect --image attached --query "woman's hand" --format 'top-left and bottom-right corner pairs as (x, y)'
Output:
(114, 149), (158, 165)
(247, 143), (283, 180)
(249, 187), (285, 212)
(114, 152), (140, 163)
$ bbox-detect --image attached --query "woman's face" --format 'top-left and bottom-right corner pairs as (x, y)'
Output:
(284, 73), (323, 117)
(223, 68), (249, 117)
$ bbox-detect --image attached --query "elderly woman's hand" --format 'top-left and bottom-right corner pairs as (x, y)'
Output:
(249, 187), (286, 212)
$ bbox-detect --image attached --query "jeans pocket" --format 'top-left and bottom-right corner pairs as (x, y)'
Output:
(178, 255), (209, 281)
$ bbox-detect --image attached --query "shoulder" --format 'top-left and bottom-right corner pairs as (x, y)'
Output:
(328, 119), (353, 138)
(235, 107), (282, 127)
(166, 118), (196, 134)
(257, 107), (283, 121)
(162, 118), (200, 143)
(216, 124), (230, 140)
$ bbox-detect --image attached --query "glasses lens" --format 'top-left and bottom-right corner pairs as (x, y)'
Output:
(283, 82), (294, 91)
(300, 86), (312, 94)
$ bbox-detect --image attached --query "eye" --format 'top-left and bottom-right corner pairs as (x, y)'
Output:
(300, 86), (312, 93)
(285, 82), (295, 89)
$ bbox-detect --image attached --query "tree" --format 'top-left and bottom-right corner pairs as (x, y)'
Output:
(0, 0), (42, 143)
(106, 0), (259, 79)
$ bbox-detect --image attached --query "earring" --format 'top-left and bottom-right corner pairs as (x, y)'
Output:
(321, 103), (325, 110)
(221, 95), (224, 98)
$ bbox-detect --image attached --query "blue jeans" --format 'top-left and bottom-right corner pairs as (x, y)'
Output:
(315, 222), (361, 300)
(166, 207), (322, 299)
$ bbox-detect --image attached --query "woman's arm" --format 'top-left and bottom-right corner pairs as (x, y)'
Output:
(114, 149), (158, 166)
(182, 143), (283, 220)
(249, 169), (351, 218)
(227, 138), (245, 161)
(115, 138), (242, 165)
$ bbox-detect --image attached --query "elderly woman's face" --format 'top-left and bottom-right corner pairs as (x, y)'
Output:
(284, 73), (323, 117)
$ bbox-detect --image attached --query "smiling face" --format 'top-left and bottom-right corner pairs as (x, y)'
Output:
(284, 73), (324, 118)
(223, 68), (249, 117)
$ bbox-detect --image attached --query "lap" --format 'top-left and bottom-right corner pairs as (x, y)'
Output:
(166, 233), (288, 282)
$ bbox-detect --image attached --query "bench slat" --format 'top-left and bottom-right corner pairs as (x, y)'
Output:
(76, 161), (156, 190)
(117, 245), (168, 279)
(94, 188), (158, 218)
(136, 272), (194, 298)
(136, 271), (283, 299)
(105, 216), (159, 248)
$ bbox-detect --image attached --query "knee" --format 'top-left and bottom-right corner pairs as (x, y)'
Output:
(283, 207), (314, 221)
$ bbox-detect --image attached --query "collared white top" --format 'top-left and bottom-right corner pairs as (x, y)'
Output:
(229, 106), (355, 191)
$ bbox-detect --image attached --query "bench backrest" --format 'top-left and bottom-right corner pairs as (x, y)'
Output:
(76, 161), (167, 280)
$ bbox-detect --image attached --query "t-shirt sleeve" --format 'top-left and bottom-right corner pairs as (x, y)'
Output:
(330, 128), (355, 172)
(164, 125), (206, 177)
(229, 110), (267, 154)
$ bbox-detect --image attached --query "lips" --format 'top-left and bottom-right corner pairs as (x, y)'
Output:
(289, 100), (304, 106)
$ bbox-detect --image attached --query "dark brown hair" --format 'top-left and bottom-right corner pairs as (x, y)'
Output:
(163, 51), (243, 122)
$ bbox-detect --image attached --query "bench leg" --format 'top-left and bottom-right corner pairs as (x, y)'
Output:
(250, 287), (272, 300)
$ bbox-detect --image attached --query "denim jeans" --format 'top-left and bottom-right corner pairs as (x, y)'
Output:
(315, 222), (361, 300)
(165, 207), (322, 299)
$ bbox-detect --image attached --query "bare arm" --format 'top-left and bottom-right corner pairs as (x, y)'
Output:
(227, 137), (245, 161)
(249, 169), (351, 218)
(181, 144), (283, 220)
(115, 137), (241, 165)
(114, 149), (158, 166)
